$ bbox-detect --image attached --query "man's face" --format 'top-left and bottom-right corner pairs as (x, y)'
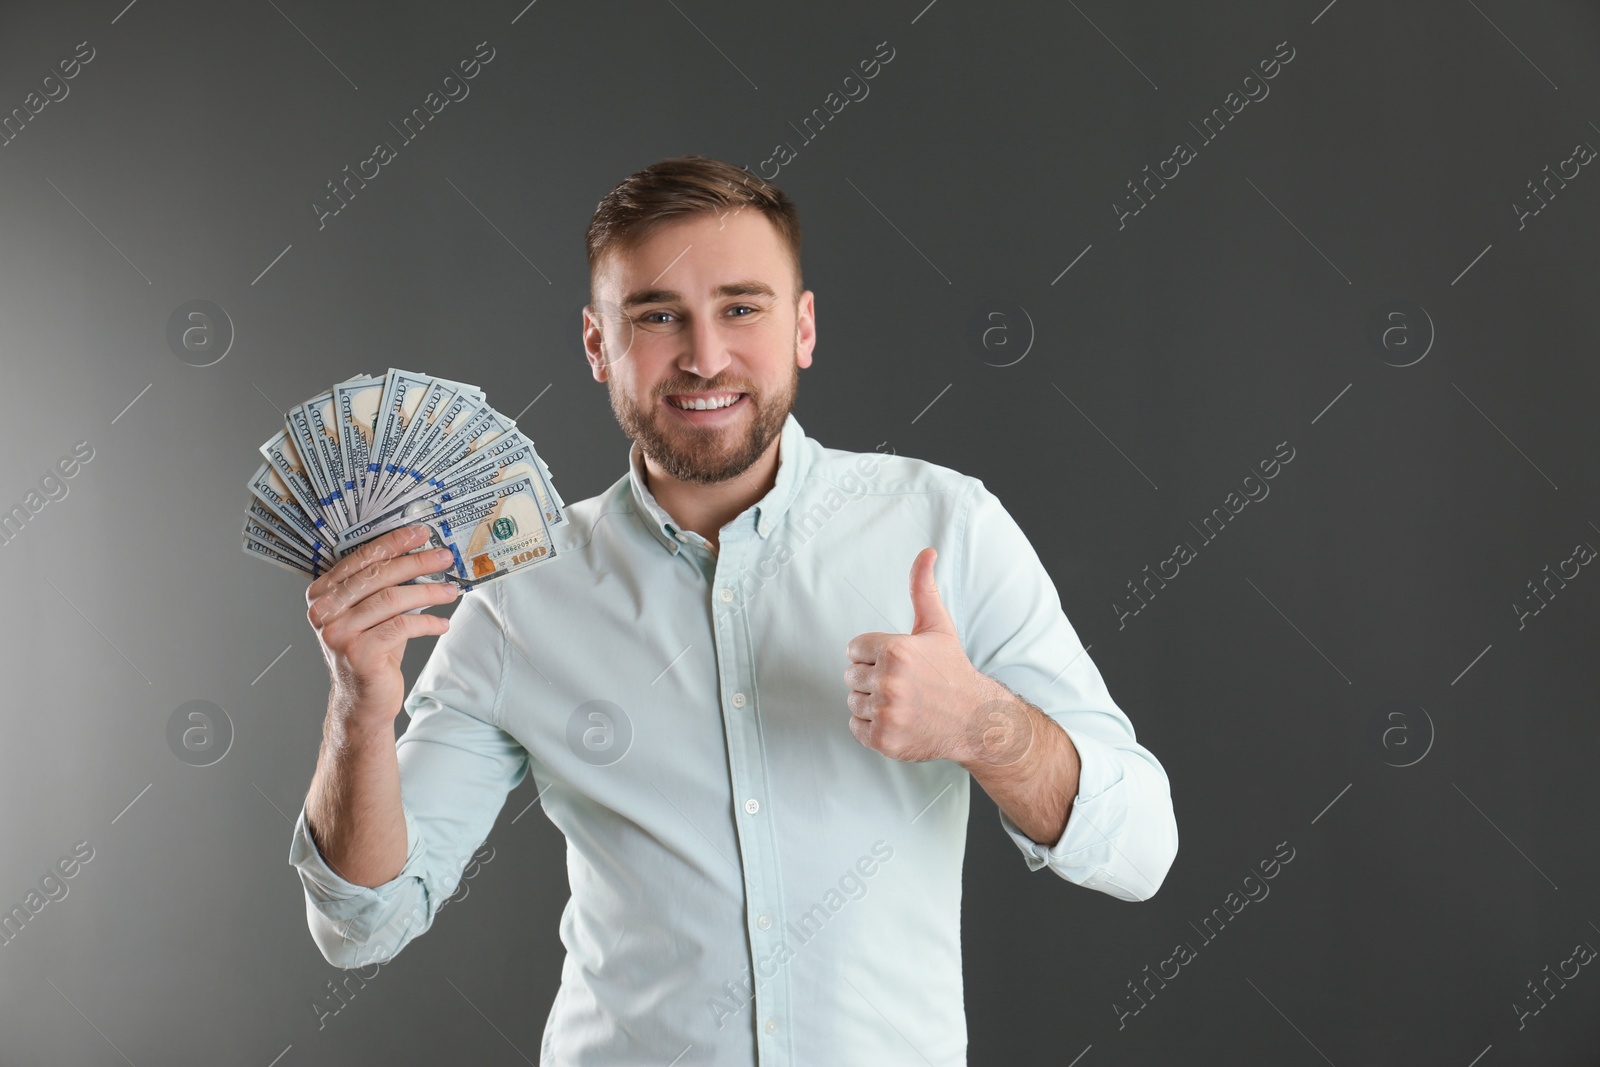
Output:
(584, 209), (815, 485)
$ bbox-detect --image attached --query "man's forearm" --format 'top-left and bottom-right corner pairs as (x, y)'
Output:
(960, 681), (1080, 847)
(304, 700), (410, 888)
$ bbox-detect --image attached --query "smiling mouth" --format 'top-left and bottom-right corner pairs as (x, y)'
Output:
(665, 391), (746, 411)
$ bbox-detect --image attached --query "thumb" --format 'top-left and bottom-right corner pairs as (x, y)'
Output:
(909, 547), (955, 636)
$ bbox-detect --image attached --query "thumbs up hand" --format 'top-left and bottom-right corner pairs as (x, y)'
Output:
(843, 548), (1010, 764)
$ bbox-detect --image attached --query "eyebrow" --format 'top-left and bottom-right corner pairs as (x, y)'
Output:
(620, 280), (778, 309)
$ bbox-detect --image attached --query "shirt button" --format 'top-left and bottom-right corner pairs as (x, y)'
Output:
(764, 1019), (779, 1035)
(731, 692), (747, 708)
(757, 914), (772, 930)
(719, 587), (734, 602)
(744, 798), (760, 815)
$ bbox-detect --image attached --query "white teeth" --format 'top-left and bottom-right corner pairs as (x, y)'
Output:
(670, 393), (741, 410)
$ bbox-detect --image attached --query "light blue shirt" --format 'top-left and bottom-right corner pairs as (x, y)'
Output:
(288, 412), (1178, 1066)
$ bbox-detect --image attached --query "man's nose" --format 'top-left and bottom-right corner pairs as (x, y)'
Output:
(679, 315), (733, 381)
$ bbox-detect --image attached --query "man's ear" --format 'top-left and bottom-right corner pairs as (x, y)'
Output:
(581, 304), (608, 382)
(795, 289), (817, 370)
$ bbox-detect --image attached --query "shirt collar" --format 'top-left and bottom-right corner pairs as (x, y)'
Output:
(628, 412), (808, 554)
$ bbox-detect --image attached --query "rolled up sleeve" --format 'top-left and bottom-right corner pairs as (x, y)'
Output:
(287, 581), (531, 967)
(954, 479), (1179, 902)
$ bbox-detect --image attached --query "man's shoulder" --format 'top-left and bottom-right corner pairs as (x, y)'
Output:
(546, 473), (633, 553)
(807, 437), (981, 499)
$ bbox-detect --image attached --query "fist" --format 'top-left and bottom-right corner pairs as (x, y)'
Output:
(306, 524), (462, 724)
(843, 548), (996, 763)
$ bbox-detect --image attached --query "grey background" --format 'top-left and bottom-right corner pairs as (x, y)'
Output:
(1, 0), (1597, 1063)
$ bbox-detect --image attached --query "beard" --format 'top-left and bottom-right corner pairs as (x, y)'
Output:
(607, 347), (799, 486)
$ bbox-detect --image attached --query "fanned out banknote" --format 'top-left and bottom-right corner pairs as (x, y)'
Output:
(242, 369), (566, 591)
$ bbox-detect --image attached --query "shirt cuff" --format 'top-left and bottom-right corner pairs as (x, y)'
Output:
(997, 726), (1143, 895)
(288, 802), (430, 941)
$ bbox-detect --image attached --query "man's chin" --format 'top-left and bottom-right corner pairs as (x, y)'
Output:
(647, 421), (764, 483)
(652, 443), (750, 484)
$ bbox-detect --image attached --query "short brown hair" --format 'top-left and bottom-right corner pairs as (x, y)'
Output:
(586, 155), (803, 303)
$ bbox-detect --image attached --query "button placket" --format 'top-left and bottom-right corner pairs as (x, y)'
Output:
(711, 525), (791, 1064)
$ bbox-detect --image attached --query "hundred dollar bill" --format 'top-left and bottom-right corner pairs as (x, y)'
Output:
(366, 369), (435, 510)
(429, 375), (486, 408)
(258, 431), (341, 538)
(371, 377), (483, 511)
(371, 376), (475, 506)
(247, 461), (337, 565)
(531, 449), (564, 516)
(397, 406), (516, 499)
(242, 533), (322, 577)
(283, 396), (342, 530)
(432, 403), (564, 519)
(246, 500), (319, 565)
(507, 443), (562, 526)
(355, 432), (562, 538)
(368, 380), (488, 515)
(244, 512), (317, 567)
(288, 389), (355, 532)
(538, 452), (565, 513)
(411, 390), (498, 472)
(375, 473), (554, 588)
(333, 375), (385, 523)
(426, 473), (556, 588)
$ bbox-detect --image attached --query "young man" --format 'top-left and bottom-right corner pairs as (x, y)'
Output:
(290, 156), (1178, 1065)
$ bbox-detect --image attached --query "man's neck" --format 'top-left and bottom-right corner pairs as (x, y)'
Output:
(643, 436), (782, 553)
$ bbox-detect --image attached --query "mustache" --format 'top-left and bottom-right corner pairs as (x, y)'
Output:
(657, 380), (752, 397)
